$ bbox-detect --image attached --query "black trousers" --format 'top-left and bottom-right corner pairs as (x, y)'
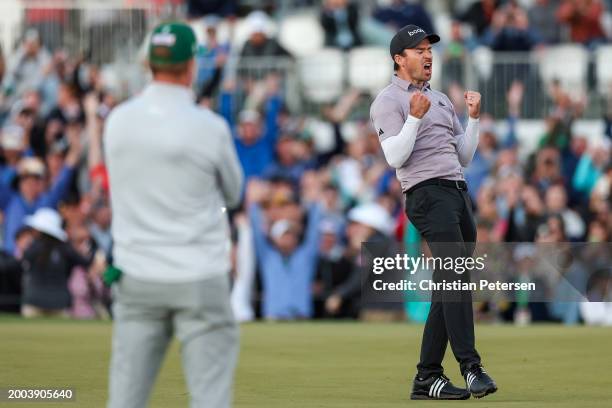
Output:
(404, 181), (481, 378)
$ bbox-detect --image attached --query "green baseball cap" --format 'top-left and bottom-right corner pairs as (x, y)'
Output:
(149, 22), (197, 65)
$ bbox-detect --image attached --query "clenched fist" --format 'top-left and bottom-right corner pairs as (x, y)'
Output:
(409, 92), (431, 119)
(464, 91), (481, 119)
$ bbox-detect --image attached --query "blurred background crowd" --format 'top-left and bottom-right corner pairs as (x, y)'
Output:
(0, 0), (611, 325)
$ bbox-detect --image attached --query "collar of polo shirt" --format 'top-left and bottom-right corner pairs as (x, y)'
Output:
(391, 74), (431, 92)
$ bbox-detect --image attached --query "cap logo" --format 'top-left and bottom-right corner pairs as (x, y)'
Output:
(151, 32), (176, 46)
(152, 46), (171, 58)
(407, 28), (425, 36)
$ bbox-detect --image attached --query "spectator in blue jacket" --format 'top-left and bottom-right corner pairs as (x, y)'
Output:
(249, 198), (322, 320)
(0, 134), (80, 254)
(220, 85), (282, 180)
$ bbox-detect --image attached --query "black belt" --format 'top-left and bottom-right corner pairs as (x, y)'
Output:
(405, 178), (468, 195)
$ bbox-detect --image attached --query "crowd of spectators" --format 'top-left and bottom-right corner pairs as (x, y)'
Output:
(0, 0), (610, 325)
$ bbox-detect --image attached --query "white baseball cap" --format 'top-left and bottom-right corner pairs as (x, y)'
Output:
(246, 11), (271, 36)
(24, 208), (67, 241)
(239, 109), (261, 123)
(1, 125), (25, 151)
(348, 203), (395, 236)
(270, 219), (296, 240)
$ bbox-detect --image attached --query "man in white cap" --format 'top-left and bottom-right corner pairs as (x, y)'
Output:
(239, 10), (291, 59)
(104, 22), (242, 408)
(324, 203), (395, 317)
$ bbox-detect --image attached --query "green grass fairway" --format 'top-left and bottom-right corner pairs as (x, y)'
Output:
(2, 318), (611, 407)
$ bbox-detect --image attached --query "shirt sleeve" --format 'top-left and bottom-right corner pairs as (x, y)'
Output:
(379, 116), (421, 169)
(372, 95), (424, 168)
(370, 96), (405, 142)
(456, 117), (480, 167)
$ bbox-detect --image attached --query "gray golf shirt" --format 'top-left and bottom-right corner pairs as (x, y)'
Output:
(370, 75), (465, 192)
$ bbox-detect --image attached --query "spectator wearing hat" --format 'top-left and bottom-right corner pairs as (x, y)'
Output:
(248, 180), (322, 320)
(220, 82), (282, 181)
(239, 11), (291, 60)
(237, 12), (292, 84)
(0, 131), (80, 254)
(324, 203), (400, 320)
(20, 208), (94, 318)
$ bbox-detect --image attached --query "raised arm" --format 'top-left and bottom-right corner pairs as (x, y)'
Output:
(84, 93), (103, 171)
(219, 83), (235, 130)
(0, 180), (13, 209)
(455, 91), (481, 167)
(248, 202), (274, 259)
(40, 129), (81, 208)
(300, 203), (323, 255)
(262, 91), (282, 145)
(372, 93), (429, 169)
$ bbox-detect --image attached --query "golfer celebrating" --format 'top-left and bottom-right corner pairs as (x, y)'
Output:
(370, 25), (497, 400)
(105, 22), (243, 408)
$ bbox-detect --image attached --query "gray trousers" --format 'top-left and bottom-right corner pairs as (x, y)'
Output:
(107, 273), (239, 408)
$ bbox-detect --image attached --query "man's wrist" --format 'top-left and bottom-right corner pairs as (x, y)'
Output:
(407, 115), (422, 122)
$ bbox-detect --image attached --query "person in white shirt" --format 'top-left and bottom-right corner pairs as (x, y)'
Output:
(104, 22), (243, 408)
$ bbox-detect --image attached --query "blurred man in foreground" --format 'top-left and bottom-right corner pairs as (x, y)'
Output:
(104, 22), (243, 408)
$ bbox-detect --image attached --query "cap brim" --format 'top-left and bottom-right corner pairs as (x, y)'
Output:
(425, 34), (440, 44)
